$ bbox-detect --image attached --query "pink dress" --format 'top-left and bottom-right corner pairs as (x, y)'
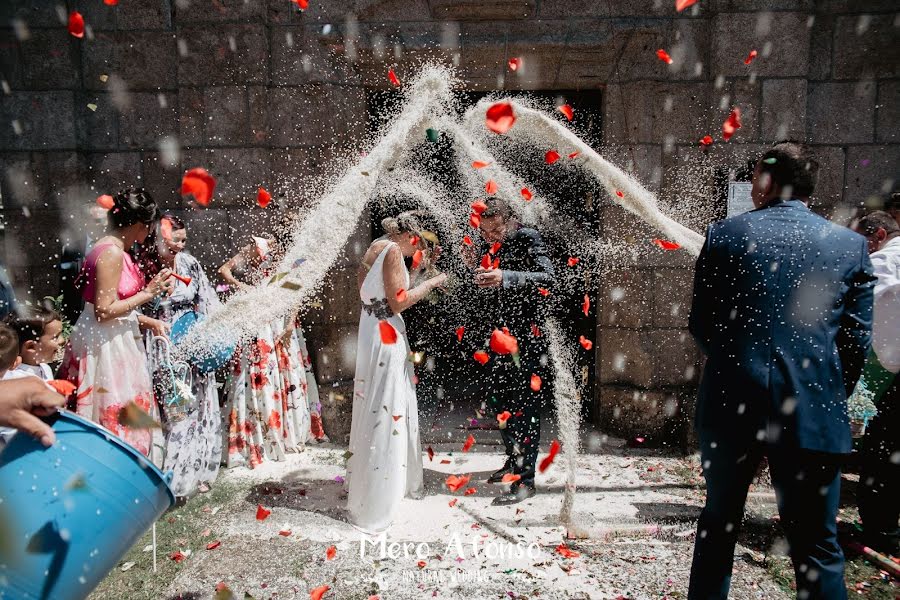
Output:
(61, 243), (158, 457)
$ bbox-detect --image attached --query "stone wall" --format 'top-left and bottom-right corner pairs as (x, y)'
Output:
(1, 0), (897, 448)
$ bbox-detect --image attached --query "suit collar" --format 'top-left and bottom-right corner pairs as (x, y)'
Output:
(756, 197), (808, 211)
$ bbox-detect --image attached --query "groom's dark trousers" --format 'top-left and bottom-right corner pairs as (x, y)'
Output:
(687, 199), (875, 599)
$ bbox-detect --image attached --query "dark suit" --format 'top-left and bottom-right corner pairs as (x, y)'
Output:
(688, 199), (875, 599)
(475, 226), (554, 487)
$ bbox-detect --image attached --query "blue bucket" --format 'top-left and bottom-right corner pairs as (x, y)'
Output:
(0, 411), (175, 600)
(170, 310), (235, 373)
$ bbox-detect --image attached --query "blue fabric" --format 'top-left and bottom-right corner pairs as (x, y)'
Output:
(689, 199), (875, 454)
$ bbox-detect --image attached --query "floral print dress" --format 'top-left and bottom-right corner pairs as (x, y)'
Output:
(62, 243), (160, 458)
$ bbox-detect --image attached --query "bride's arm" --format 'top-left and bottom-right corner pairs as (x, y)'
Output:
(382, 245), (446, 315)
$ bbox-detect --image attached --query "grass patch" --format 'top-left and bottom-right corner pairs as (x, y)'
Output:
(88, 481), (244, 600)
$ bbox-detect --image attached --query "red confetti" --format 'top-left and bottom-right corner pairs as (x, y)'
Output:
(311, 585), (330, 600)
(722, 108), (741, 141)
(472, 161), (491, 169)
(485, 102), (516, 134)
(558, 104), (574, 121)
(279, 529), (292, 536)
(446, 474), (471, 492)
(615, 190), (624, 198)
(96, 194), (114, 210)
(490, 328), (519, 355)
(396, 288), (408, 303)
(464, 487), (477, 496)
(521, 188), (533, 201)
(507, 57), (521, 71)
(387, 68), (400, 86)
(676, 0), (698, 11)
(539, 439), (561, 473)
(652, 238), (681, 251)
(379, 320), (398, 344)
(538, 287), (550, 297)
(292, 0), (309, 8)
(579, 335), (593, 350)
(744, 49), (758, 65)
(568, 151), (580, 159)
(492, 257), (500, 269)
(256, 505), (271, 521)
(501, 473), (522, 484)
(656, 49), (673, 64)
(489, 242), (502, 254)
(469, 213), (481, 229)
(497, 411), (512, 425)
(700, 135), (713, 147)
(169, 551), (186, 562)
(567, 257), (579, 267)
(480, 254), (491, 269)
(47, 380), (76, 397)
(448, 498), (458, 507)
(103, 0), (119, 5)
(462, 235), (473, 246)
(473, 351), (490, 365)
(455, 326), (465, 342)
(326, 545), (336, 560)
(582, 294), (590, 316)
(462, 434), (475, 452)
(545, 150), (560, 164)
(206, 540), (221, 550)
(531, 323), (541, 337)
(427, 446), (435, 461)
(471, 199), (488, 214)
(530, 374), (542, 391)
(181, 167), (216, 207)
(485, 180), (498, 195)
(556, 543), (580, 558)
(411, 249), (423, 269)
(68, 12), (85, 38)
(257, 187), (271, 208)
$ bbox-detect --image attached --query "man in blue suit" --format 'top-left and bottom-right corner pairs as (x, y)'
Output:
(687, 142), (875, 599)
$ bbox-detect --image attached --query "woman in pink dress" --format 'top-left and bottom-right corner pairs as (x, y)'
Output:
(61, 188), (173, 457)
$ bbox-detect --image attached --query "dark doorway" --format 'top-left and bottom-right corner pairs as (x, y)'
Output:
(365, 89), (604, 438)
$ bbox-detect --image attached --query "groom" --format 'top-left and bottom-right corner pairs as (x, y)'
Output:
(466, 197), (555, 506)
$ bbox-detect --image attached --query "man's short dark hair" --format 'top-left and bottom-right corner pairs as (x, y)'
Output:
(857, 210), (900, 236)
(0, 322), (18, 371)
(758, 142), (819, 198)
(481, 197), (513, 220)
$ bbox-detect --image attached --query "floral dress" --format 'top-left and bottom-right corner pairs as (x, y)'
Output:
(143, 251), (222, 497)
(223, 255), (322, 468)
(61, 243), (160, 458)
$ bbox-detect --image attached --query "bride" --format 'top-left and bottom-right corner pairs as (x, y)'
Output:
(346, 212), (447, 534)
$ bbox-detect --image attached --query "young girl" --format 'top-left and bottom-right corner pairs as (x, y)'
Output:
(61, 188), (172, 458)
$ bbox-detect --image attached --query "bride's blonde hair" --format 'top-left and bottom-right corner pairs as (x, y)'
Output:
(381, 211), (425, 240)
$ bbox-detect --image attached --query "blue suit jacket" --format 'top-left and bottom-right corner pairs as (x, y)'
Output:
(689, 199), (875, 454)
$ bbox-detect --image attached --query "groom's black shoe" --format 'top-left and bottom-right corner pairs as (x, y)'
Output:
(487, 464), (514, 484)
(491, 484), (536, 506)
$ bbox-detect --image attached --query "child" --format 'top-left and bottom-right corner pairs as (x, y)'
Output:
(0, 322), (20, 449)
(4, 308), (64, 382)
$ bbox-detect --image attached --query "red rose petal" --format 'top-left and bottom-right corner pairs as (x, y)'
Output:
(411, 249), (423, 269)
(326, 545), (336, 560)
(462, 235), (473, 246)
(103, 0), (119, 5)
(531, 323), (541, 337)
(278, 529), (292, 536)
(47, 380), (76, 397)
(485, 102), (516, 134)
(206, 540), (221, 550)
(492, 257), (500, 269)
(744, 49), (758, 65)
(292, 0), (309, 8)
(501, 473), (522, 483)
(582, 294), (590, 316)
(700, 135), (713, 147)
(545, 150), (560, 164)
(615, 190), (624, 198)
(530, 374), (542, 392)
(656, 49), (673, 64)
(473, 351), (490, 365)
(489, 242), (502, 254)
(446, 474), (471, 492)
(455, 326), (465, 342)
(507, 57), (521, 71)
(485, 180), (498, 195)
(311, 585), (330, 600)
(448, 498), (458, 507)
(181, 167), (216, 207)
(256, 504), (271, 521)
(676, 0), (698, 11)
(556, 542), (580, 558)
(567, 256), (579, 267)
(497, 410), (512, 424)
(379, 320), (398, 344)
(471, 199), (488, 214)
(568, 151), (580, 159)
(464, 487), (477, 496)
(169, 550), (186, 562)
(68, 12), (85, 38)
(97, 194), (114, 210)
(539, 439), (561, 473)
(722, 108), (741, 141)
(257, 187), (272, 208)
(652, 238), (681, 251)
(520, 187), (533, 201)
(387, 68), (400, 87)
(462, 434), (475, 452)
(472, 161), (491, 169)
(579, 335), (593, 350)
(538, 287), (550, 297)
(558, 104), (574, 121)
(469, 213), (481, 229)
(427, 446), (435, 461)
(480, 254), (491, 269)
(489, 328), (519, 355)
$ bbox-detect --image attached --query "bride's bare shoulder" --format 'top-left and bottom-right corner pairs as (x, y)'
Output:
(361, 240), (392, 269)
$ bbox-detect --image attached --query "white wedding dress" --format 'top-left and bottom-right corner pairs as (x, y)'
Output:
(346, 241), (424, 534)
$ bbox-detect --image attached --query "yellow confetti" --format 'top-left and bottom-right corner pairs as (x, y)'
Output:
(87, 103), (97, 112)
(99, 74), (108, 82)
